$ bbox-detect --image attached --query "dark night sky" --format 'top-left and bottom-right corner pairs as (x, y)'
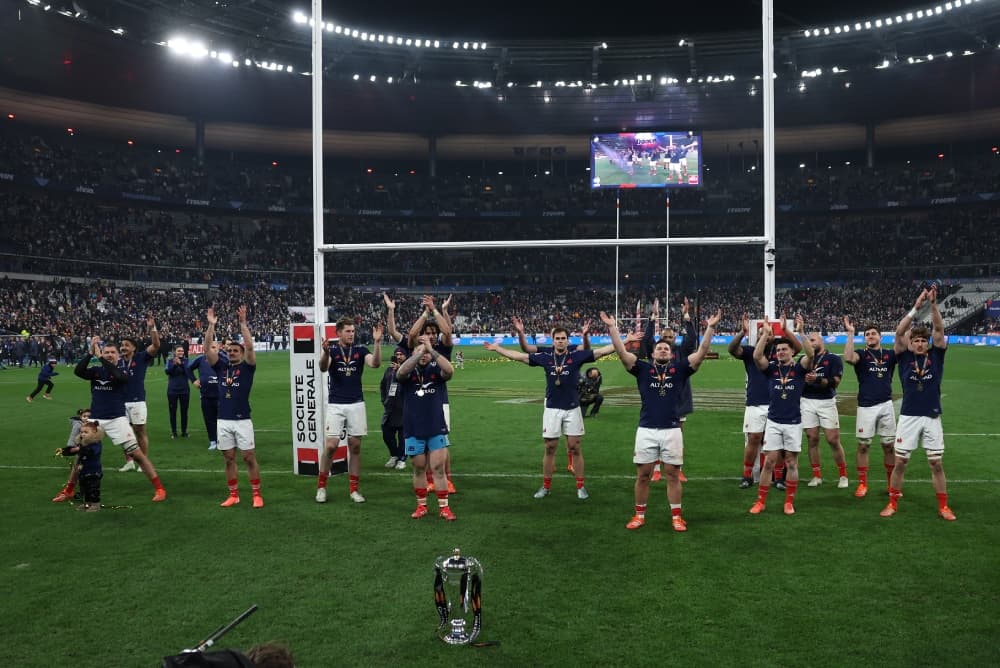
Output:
(316, 1), (931, 39)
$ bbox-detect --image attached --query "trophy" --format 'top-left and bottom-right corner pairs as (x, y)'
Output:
(434, 548), (483, 645)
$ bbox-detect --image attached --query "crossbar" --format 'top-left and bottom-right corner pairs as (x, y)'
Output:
(321, 236), (769, 252)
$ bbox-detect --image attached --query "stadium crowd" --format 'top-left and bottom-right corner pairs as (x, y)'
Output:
(2, 127), (999, 213)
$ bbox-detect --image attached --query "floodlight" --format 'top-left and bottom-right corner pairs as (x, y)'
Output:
(292, 10), (307, 24)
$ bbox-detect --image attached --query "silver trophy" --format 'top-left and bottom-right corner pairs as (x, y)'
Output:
(434, 548), (483, 645)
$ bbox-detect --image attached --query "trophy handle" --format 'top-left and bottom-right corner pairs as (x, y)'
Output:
(433, 567), (449, 629)
(469, 572), (482, 642)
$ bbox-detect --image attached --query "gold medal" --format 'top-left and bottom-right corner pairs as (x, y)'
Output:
(916, 382), (924, 392)
(344, 368), (352, 377)
(781, 392), (788, 400)
(877, 372), (883, 378)
(225, 392), (232, 399)
(659, 388), (666, 397)
(554, 378), (561, 386)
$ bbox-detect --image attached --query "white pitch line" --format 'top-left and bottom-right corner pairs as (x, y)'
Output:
(1, 465), (997, 484)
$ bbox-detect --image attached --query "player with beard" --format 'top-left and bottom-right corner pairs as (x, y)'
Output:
(116, 314), (161, 472)
(601, 309), (721, 532)
(728, 314), (803, 489)
(397, 335), (456, 520)
(485, 325), (615, 500)
(881, 287), (955, 521)
(843, 317), (898, 498)
(801, 332), (849, 489)
(316, 316), (383, 504)
(74, 336), (166, 502)
(205, 306), (263, 508)
(749, 322), (815, 516)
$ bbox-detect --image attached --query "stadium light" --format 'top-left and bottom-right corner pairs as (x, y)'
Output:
(292, 10), (307, 24)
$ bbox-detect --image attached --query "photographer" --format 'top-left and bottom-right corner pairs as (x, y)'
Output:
(578, 367), (604, 418)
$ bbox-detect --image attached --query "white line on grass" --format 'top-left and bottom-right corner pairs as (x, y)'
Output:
(2, 465), (997, 484)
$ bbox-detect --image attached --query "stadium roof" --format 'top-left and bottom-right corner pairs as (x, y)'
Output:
(1, 0), (999, 150)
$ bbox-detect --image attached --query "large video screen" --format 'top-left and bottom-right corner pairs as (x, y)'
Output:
(590, 132), (702, 189)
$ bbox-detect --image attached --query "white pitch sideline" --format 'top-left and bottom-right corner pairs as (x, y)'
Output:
(1, 465), (997, 484)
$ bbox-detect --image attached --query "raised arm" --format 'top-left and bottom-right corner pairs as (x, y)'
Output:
(752, 324), (772, 371)
(437, 294), (455, 346)
(424, 333), (454, 380)
(146, 313), (161, 356)
(238, 305), (256, 366)
(483, 341), (530, 364)
(929, 285), (947, 349)
(601, 310), (636, 370)
(396, 341), (427, 380)
(204, 308), (219, 367)
(842, 316), (858, 365)
(512, 316), (538, 353)
(678, 298), (697, 356)
(688, 309), (721, 370)
(798, 326), (816, 371)
(895, 289), (928, 354)
(728, 313), (748, 358)
(581, 319), (592, 351)
(383, 292), (403, 343)
(366, 322), (384, 368)
(406, 296), (432, 347)
(789, 314), (804, 355)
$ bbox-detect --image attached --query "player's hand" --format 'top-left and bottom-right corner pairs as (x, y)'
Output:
(624, 331), (641, 344)
(512, 316), (524, 333)
(913, 289), (928, 310)
(843, 316), (854, 333)
(740, 313), (749, 332)
(373, 323), (385, 342)
(193, 380), (202, 388)
(682, 297), (690, 317)
(706, 309), (722, 328)
(581, 319), (591, 335)
(206, 307), (218, 326)
(795, 314), (805, 332)
(421, 295), (436, 312)
(928, 284), (938, 304)
(599, 311), (617, 328)
(442, 294), (453, 310)
(146, 313), (156, 330)
(383, 292), (395, 309)
(237, 305), (248, 324)
(483, 341), (500, 351)
(805, 371), (818, 383)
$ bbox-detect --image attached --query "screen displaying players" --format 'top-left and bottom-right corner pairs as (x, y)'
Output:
(590, 132), (702, 189)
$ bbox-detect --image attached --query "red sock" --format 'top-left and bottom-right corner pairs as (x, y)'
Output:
(575, 477), (585, 489)
(936, 492), (949, 510)
(888, 486), (902, 507)
(349, 474), (360, 493)
(785, 481), (799, 505)
(317, 472), (329, 489)
(756, 485), (770, 504)
(426, 469), (434, 484)
(151, 476), (164, 491)
(885, 464), (895, 486)
(65, 482), (76, 494)
(811, 465), (821, 478)
(671, 506), (682, 517)
(742, 454), (755, 478)
(227, 478), (238, 495)
(634, 503), (647, 518)
(436, 490), (449, 508)
(837, 462), (847, 477)
(542, 476), (552, 490)
(857, 466), (869, 485)
(415, 487), (428, 504)
(250, 478), (261, 496)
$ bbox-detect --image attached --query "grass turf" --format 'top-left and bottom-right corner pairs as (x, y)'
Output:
(2, 345), (999, 667)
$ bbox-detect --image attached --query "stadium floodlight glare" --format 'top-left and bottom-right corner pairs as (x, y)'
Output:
(244, 58), (251, 66)
(875, 19), (883, 27)
(799, 163), (805, 168)
(353, 73), (360, 80)
(660, 76), (668, 84)
(434, 40), (440, 47)
(190, 42), (208, 58)
(935, 6), (943, 13)
(292, 10), (307, 24)
(452, 42), (459, 48)
(601, 42), (608, 49)
(287, 65), (294, 72)
(845, 81), (851, 88)
(387, 76), (393, 83)
(463, 42), (469, 49)
(387, 36), (395, 44)
(351, 29), (359, 37)
(823, 27), (830, 34)
(927, 53), (934, 60)
(835, 26), (842, 33)
(111, 27), (125, 36)
(335, 26), (342, 33)
(876, 59), (891, 68)
(946, 51), (953, 57)
(945, 2), (952, 9)
(369, 75), (376, 81)
(678, 38), (686, 46)
(361, 32), (368, 40)
(855, 22), (862, 30)
(543, 95), (551, 103)
(865, 21), (872, 28)
(906, 12), (914, 20)
(404, 38), (412, 45)
(231, 60), (239, 67)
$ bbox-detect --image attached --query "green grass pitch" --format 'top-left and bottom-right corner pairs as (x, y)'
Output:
(3, 345), (999, 667)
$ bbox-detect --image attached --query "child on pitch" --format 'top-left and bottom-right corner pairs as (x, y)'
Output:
(52, 409), (90, 503)
(53, 414), (106, 512)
